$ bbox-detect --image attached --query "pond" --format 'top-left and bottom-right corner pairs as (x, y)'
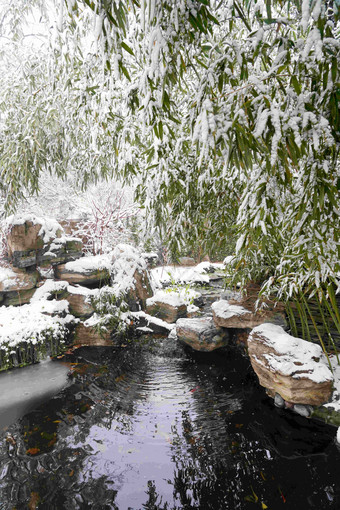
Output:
(0, 335), (339, 509)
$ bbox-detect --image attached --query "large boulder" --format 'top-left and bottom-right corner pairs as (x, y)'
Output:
(54, 254), (111, 286)
(0, 262), (39, 306)
(248, 323), (333, 406)
(176, 317), (229, 351)
(146, 290), (187, 323)
(6, 215), (63, 268)
(39, 237), (83, 267)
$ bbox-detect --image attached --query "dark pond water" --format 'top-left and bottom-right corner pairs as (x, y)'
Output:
(0, 335), (339, 510)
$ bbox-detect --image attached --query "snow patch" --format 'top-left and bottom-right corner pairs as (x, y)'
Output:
(250, 324), (333, 383)
(212, 300), (249, 319)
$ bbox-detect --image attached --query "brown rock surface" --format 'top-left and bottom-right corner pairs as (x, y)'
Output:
(146, 301), (187, 323)
(248, 324), (333, 406)
(126, 269), (154, 310)
(72, 322), (112, 346)
(54, 256), (111, 286)
(65, 287), (95, 318)
(176, 317), (229, 351)
(0, 262), (39, 306)
(7, 221), (44, 255)
(212, 283), (286, 329)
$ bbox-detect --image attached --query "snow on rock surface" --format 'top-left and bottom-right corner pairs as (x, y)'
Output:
(250, 324), (333, 383)
(64, 254), (112, 273)
(5, 214), (63, 244)
(212, 300), (249, 319)
(176, 317), (229, 352)
(146, 290), (186, 308)
(248, 324), (333, 406)
(150, 263), (224, 288)
(0, 300), (76, 350)
(54, 254), (111, 285)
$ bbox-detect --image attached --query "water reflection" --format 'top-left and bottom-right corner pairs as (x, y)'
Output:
(0, 336), (339, 509)
(0, 358), (70, 431)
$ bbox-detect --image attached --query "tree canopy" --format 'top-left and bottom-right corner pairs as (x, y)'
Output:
(0, 0), (339, 303)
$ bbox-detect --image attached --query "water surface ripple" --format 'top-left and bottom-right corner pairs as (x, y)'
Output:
(0, 335), (339, 509)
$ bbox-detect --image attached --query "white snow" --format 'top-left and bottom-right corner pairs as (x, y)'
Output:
(212, 300), (249, 319)
(250, 324), (333, 384)
(0, 300), (76, 349)
(337, 427), (340, 445)
(131, 310), (175, 331)
(0, 266), (20, 290)
(64, 254), (111, 273)
(147, 289), (185, 308)
(110, 243), (149, 298)
(5, 214), (63, 244)
(30, 280), (69, 302)
(176, 317), (215, 334)
(150, 265), (213, 288)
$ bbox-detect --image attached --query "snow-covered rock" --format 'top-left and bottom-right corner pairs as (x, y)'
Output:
(212, 298), (285, 329)
(0, 261), (39, 306)
(0, 298), (77, 370)
(176, 317), (229, 352)
(146, 290), (187, 323)
(5, 214), (83, 268)
(54, 254), (111, 286)
(248, 324), (334, 406)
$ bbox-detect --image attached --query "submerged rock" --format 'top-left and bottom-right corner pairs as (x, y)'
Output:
(176, 317), (229, 351)
(248, 323), (333, 406)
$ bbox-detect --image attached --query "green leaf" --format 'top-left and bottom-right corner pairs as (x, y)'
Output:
(121, 41), (134, 56)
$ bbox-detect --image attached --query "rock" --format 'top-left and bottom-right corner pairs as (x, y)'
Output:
(65, 286), (96, 318)
(6, 216), (63, 268)
(274, 393), (285, 408)
(176, 317), (229, 351)
(146, 301), (187, 324)
(72, 322), (112, 346)
(178, 257), (196, 266)
(39, 237), (83, 267)
(131, 311), (175, 336)
(0, 262), (39, 306)
(126, 269), (153, 311)
(293, 404), (313, 418)
(146, 290), (187, 323)
(212, 299), (285, 329)
(248, 323), (333, 406)
(54, 254), (111, 286)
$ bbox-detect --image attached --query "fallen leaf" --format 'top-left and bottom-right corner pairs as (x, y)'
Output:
(28, 492), (40, 510)
(26, 448), (40, 455)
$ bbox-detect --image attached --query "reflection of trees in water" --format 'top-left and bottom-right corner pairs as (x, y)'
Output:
(0, 341), (338, 509)
(0, 343), (154, 508)
(167, 383), (338, 510)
